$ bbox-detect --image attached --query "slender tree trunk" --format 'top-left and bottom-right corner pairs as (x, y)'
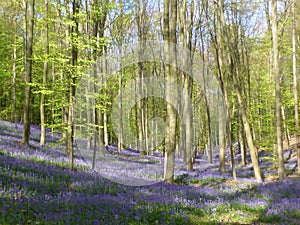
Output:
(118, 67), (123, 151)
(138, 95), (146, 155)
(40, 0), (49, 146)
(234, 77), (262, 181)
(183, 76), (193, 170)
(98, 107), (105, 156)
(218, 94), (226, 172)
(86, 2), (92, 150)
(215, 0), (226, 172)
(12, 16), (17, 128)
(224, 93), (234, 178)
(22, 0), (35, 145)
(86, 82), (92, 149)
(98, 50), (106, 157)
(239, 111), (247, 166)
(144, 105), (149, 154)
(164, 0), (177, 184)
(136, 0), (147, 156)
(201, 40), (213, 164)
(179, 0), (193, 170)
(103, 47), (109, 146)
(67, 0), (79, 171)
(292, 0), (300, 175)
(92, 0), (107, 157)
(272, 0), (285, 180)
(215, 0), (261, 181)
(51, 64), (55, 134)
(226, 28), (257, 181)
(204, 89), (213, 164)
(117, 0), (124, 151)
(62, 19), (70, 149)
(92, 130), (97, 169)
(104, 111), (109, 145)
(281, 106), (290, 148)
(228, 112), (236, 181)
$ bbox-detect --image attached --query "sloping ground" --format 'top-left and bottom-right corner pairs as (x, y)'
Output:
(0, 120), (300, 224)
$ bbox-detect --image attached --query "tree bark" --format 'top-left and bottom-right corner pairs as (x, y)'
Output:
(163, 0), (177, 184)
(200, 30), (213, 164)
(92, 0), (107, 157)
(136, 0), (147, 156)
(292, 0), (300, 176)
(179, 0), (193, 171)
(12, 15), (17, 128)
(215, 0), (261, 181)
(239, 111), (247, 166)
(117, 0), (124, 152)
(40, 0), (49, 146)
(218, 96), (226, 172)
(227, 24), (261, 181)
(215, 0), (227, 172)
(233, 75), (261, 181)
(272, 0), (285, 180)
(22, 0), (35, 145)
(67, 0), (79, 171)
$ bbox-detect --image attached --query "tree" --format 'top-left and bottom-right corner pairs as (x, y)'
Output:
(136, 0), (147, 156)
(66, 0), (79, 170)
(93, 0), (108, 158)
(22, 0), (35, 145)
(40, 0), (49, 146)
(179, 0), (194, 171)
(292, 0), (300, 176)
(272, 0), (285, 180)
(212, 0), (262, 181)
(213, 0), (227, 173)
(1, 0), (300, 181)
(228, 2), (262, 181)
(163, 0), (177, 184)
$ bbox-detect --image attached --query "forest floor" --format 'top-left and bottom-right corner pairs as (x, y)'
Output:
(0, 120), (300, 225)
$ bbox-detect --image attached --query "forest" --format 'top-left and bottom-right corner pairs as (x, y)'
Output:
(0, 0), (300, 224)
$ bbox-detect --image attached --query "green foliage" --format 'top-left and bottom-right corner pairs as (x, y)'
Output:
(0, 0), (299, 177)
(189, 177), (227, 186)
(174, 173), (189, 185)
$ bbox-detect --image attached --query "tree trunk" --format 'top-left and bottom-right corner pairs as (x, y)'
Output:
(98, 108), (105, 156)
(104, 110), (109, 145)
(86, 82), (92, 149)
(272, 0), (285, 180)
(63, 17), (70, 150)
(281, 106), (290, 148)
(118, 67), (123, 151)
(179, 0), (193, 171)
(12, 16), (17, 128)
(22, 0), (35, 145)
(67, 0), (79, 171)
(234, 77), (262, 181)
(215, 0), (227, 172)
(163, 0), (177, 184)
(40, 0), (49, 146)
(215, 0), (261, 181)
(228, 112), (236, 181)
(117, 0), (124, 152)
(292, 0), (300, 175)
(239, 111), (247, 166)
(136, 0), (147, 156)
(201, 36), (213, 164)
(103, 46), (109, 146)
(92, 0), (107, 157)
